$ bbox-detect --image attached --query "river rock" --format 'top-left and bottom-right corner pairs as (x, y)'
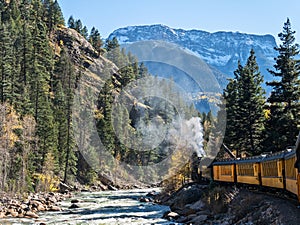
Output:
(97, 182), (108, 191)
(177, 199), (207, 216)
(49, 205), (61, 211)
(139, 197), (149, 202)
(37, 204), (46, 211)
(46, 196), (58, 204)
(0, 211), (6, 218)
(10, 211), (19, 217)
(7, 207), (16, 215)
(25, 211), (39, 218)
(189, 214), (208, 224)
(166, 211), (180, 220)
(71, 199), (80, 203)
(108, 185), (118, 191)
(20, 203), (28, 210)
(69, 203), (80, 209)
(139, 197), (153, 203)
(146, 190), (159, 198)
(98, 173), (114, 186)
(187, 199), (206, 211)
(30, 200), (44, 208)
(177, 213), (200, 223)
(60, 182), (73, 193)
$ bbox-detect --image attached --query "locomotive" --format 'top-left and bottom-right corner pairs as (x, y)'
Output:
(211, 132), (300, 202)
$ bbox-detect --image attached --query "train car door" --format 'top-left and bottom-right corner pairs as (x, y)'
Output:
(277, 160), (283, 183)
(298, 173), (300, 202)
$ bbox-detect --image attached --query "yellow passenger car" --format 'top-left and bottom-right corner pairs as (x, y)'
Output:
(236, 157), (261, 185)
(260, 152), (285, 189)
(212, 160), (236, 183)
(284, 150), (298, 196)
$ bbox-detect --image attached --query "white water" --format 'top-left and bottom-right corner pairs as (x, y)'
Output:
(0, 189), (180, 225)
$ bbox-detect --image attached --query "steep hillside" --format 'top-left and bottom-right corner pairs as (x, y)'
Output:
(53, 27), (203, 186)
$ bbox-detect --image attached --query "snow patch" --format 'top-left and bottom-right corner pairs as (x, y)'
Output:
(200, 54), (232, 66)
(118, 36), (129, 44)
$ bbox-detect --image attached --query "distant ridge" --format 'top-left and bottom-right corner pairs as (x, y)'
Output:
(108, 24), (277, 88)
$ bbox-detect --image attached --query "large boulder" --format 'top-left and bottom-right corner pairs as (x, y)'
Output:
(0, 211), (6, 218)
(25, 211), (39, 218)
(167, 184), (206, 212)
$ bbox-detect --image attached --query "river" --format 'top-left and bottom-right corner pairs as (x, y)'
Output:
(0, 189), (180, 225)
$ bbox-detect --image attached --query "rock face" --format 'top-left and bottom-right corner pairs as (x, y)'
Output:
(109, 24), (277, 90)
(55, 26), (119, 95)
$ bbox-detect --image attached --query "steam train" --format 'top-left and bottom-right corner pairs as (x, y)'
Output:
(211, 132), (300, 202)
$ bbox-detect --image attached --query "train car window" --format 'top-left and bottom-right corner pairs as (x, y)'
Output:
(237, 164), (254, 176)
(221, 165), (232, 176)
(262, 161), (278, 177)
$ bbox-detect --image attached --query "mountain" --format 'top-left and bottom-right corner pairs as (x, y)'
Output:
(108, 24), (277, 91)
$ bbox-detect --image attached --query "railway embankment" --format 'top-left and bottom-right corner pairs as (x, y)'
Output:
(156, 183), (300, 224)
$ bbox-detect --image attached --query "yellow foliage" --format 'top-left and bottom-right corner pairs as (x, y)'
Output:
(0, 104), (22, 148)
(33, 173), (60, 192)
(94, 109), (104, 120)
(264, 109), (271, 119)
(163, 147), (191, 193)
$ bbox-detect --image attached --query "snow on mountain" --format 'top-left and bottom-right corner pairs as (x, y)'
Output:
(108, 24), (277, 83)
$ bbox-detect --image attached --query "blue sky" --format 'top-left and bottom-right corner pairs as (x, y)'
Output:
(57, 0), (300, 45)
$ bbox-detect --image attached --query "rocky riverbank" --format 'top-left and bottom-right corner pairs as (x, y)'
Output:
(156, 183), (300, 225)
(1, 188), (172, 225)
(0, 191), (71, 220)
(0, 176), (146, 222)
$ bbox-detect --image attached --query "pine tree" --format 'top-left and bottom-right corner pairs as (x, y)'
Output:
(223, 76), (239, 153)
(42, 0), (64, 33)
(265, 18), (300, 151)
(97, 77), (115, 156)
(74, 19), (83, 34)
(137, 62), (146, 78)
(29, 11), (58, 173)
(81, 25), (88, 39)
(224, 50), (266, 155)
(89, 27), (103, 54)
(237, 49), (265, 154)
(54, 48), (77, 183)
(105, 37), (123, 67)
(51, 0), (64, 27)
(67, 15), (75, 29)
(0, 22), (13, 103)
(19, 8), (33, 86)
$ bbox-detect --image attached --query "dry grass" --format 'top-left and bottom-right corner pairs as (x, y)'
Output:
(205, 186), (232, 214)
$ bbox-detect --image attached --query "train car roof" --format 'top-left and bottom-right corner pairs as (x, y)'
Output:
(261, 151), (286, 161)
(234, 156), (263, 164)
(212, 159), (235, 165)
(284, 149), (296, 159)
(211, 149), (296, 166)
